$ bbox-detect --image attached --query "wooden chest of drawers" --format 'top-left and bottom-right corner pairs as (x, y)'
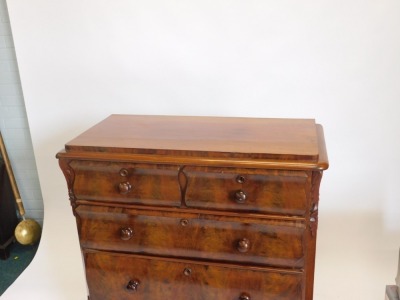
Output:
(57, 115), (328, 300)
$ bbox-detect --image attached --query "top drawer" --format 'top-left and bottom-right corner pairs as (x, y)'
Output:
(184, 167), (311, 216)
(69, 161), (181, 206)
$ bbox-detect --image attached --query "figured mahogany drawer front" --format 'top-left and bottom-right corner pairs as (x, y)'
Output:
(184, 167), (310, 216)
(85, 250), (304, 300)
(69, 161), (181, 206)
(77, 205), (306, 269)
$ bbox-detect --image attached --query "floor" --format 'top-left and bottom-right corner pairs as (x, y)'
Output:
(0, 241), (39, 295)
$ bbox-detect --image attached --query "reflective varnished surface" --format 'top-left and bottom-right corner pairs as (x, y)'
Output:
(85, 250), (303, 300)
(184, 167), (311, 216)
(76, 205), (306, 268)
(63, 115), (321, 162)
(57, 115), (328, 300)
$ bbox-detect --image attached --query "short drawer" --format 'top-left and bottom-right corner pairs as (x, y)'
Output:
(76, 205), (306, 269)
(84, 250), (304, 300)
(70, 161), (181, 206)
(184, 167), (311, 216)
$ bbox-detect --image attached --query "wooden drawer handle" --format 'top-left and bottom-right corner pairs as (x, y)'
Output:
(237, 238), (250, 253)
(120, 227), (134, 241)
(234, 190), (247, 203)
(118, 181), (132, 194)
(126, 279), (140, 292)
(239, 293), (251, 300)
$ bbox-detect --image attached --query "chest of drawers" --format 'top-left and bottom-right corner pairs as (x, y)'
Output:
(57, 115), (328, 300)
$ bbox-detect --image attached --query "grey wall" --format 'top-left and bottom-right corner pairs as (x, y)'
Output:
(0, 0), (43, 225)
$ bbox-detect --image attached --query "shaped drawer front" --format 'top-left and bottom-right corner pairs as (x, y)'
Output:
(77, 205), (306, 269)
(85, 251), (304, 300)
(69, 161), (181, 206)
(184, 167), (311, 216)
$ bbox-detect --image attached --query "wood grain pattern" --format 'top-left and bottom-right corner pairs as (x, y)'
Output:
(56, 115), (329, 300)
(76, 205), (306, 268)
(64, 115), (320, 161)
(85, 250), (303, 300)
(70, 161), (181, 206)
(184, 166), (311, 216)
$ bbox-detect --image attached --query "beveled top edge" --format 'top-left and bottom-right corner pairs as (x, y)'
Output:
(64, 114), (321, 162)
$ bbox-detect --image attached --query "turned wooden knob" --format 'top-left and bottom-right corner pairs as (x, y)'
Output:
(126, 279), (140, 291)
(239, 293), (251, 300)
(120, 227), (133, 241)
(118, 181), (132, 194)
(234, 190), (247, 203)
(237, 238), (250, 253)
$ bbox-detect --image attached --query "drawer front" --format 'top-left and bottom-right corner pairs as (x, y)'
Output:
(70, 161), (181, 206)
(85, 251), (304, 300)
(184, 167), (310, 216)
(77, 205), (306, 268)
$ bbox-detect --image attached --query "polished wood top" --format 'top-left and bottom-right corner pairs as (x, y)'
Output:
(64, 115), (325, 164)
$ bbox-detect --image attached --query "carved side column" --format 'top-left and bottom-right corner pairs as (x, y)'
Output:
(309, 171), (323, 237)
(58, 159), (77, 215)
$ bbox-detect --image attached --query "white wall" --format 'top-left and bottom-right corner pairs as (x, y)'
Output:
(5, 1), (400, 299)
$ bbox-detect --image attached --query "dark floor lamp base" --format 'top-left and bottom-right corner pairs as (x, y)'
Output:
(386, 286), (399, 300)
(386, 250), (400, 299)
(0, 236), (15, 260)
(0, 161), (19, 261)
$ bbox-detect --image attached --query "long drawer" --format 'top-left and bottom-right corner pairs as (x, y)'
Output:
(84, 250), (304, 300)
(76, 205), (306, 269)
